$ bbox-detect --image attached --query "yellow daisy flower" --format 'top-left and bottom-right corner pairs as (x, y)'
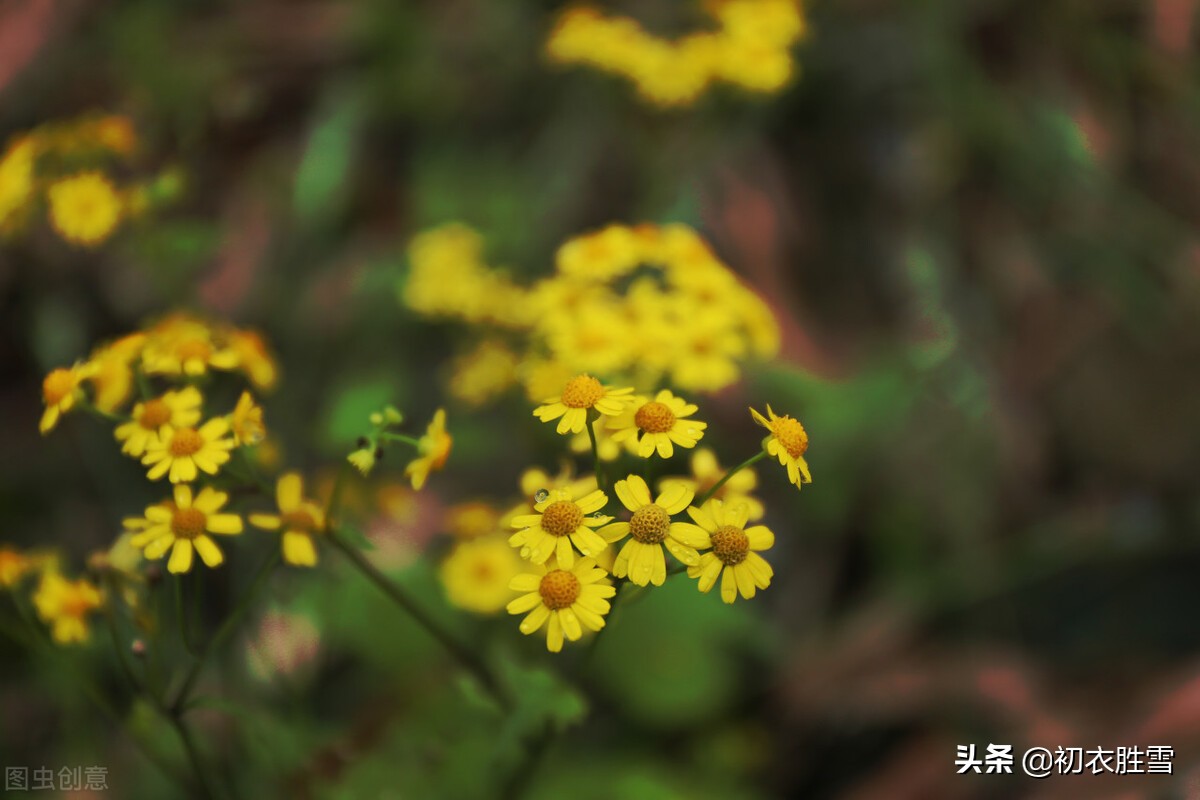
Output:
(750, 404), (811, 488)
(249, 472), (325, 567)
(440, 535), (525, 614)
(659, 447), (764, 521)
(47, 171), (123, 247)
(506, 558), (616, 652)
(33, 572), (104, 644)
(599, 475), (709, 586)
(405, 408), (452, 490)
(39, 362), (96, 435)
(509, 486), (612, 568)
(0, 546), (34, 588)
(229, 390), (266, 446)
(533, 374), (634, 435)
(86, 332), (147, 413)
(608, 389), (707, 459)
(0, 137), (36, 228)
(685, 499), (774, 603)
(227, 329), (278, 390)
(141, 417), (236, 483)
(128, 484), (244, 574)
(114, 386), (203, 457)
(141, 316), (238, 377)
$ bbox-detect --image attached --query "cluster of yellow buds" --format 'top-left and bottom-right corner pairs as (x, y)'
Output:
(545, 0), (808, 107)
(0, 112), (181, 248)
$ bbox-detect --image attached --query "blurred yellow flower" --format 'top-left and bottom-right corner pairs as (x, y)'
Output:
(347, 447), (377, 476)
(33, 572), (103, 644)
(449, 340), (519, 407)
(0, 138), (36, 228)
(554, 224), (641, 280)
(506, 558), (616, 652)
(128, 485), (243, 573)
(114, 386), (203, 457)
(405, 408), (452, 490)
(229, 391), (266, 446)
(534, 374), (634, 435)
(440, 535), (525, 614)
(227, 329), (279, 391)
(750, 404), (811, 488)
(600, 475), (707, 586)
(686, 498), (774, 603)
(141, 315), (239, 378)
(39, 362), (96, 435)
(445, 501), (502, 540)
(659, 447), (764, 521)
(509, 486), (612, 568)
(0, 546), (34, 588)
(249, 473), (325, 567)
(608, 390), (707, 459)
(47, 171), (123, 247)
(86, 333), (147, 413)
(141, 417), (236, 483)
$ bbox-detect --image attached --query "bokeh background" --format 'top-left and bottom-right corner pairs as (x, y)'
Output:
(4, 1), (1200, 798)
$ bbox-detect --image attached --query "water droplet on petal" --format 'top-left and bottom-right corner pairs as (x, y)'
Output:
(534, 489), (549, 502)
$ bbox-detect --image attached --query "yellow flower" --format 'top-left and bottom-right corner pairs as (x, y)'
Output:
(449, 340), (518, 407)
(141, 315), (238, 377)
(33, 572), (104, 643)
(39, 362), (96, 435)
(659, 447), (764, 521)
(533, 374), (634, 435)
(86, 333), (147, 413)
(229, 391), (266, 446)
(405, 409), (452, 490)
(750, 404), (811, 488)
(227, 329), (278, 391)
(0, 137), (36, 228)
(0, 546), (33, 588)
(440, 535), (525, 614)
(445, 501), (502, 540)
(249, 473), (325, 567)
(685, 499), (774, 603)
(554, 225), (641, 281)
(599, 475), (708, 586)
(509, 486), (612, 568)
(128, 485), (244, 573)
(47, 172), (123, 247)
(568, 418), (622, 461)
(608, 390), (707, 458)
(141, 417), (236, 483)
(506, 558), (616, 652)
(347, 447), (376, 476)
(114, 386), (203, 457)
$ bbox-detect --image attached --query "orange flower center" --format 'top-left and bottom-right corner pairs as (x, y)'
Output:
(771, 416), (809, 459)
(538, 569), (581, 610)
(61, 592), (96, 618)
(541, 500), (584, 537)
(42, 369), (75, 405)
(635, 401), (676, 434)
(169, 428), (204, 457)
(282, 510), (317, 532)
(138, 399), (172, 430)
(560, 375), (604, 409)
(710, 525), (750, 566)
(629, 504), (670, 544)
(171, 508), (207, 539)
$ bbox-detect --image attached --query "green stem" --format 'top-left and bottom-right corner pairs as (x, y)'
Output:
(379, 432), (421, 448)
(167, 713), (218, 800)
(694, 451), (768, 507)
(76, 397), (131, 425)
(323, 462), (351, 534)
(175, 576), (197, 657)
(327, 530), (510, 709)
(171, 551), (279, 713)
(585, 413), (606, 492)
(583, 577), (627, 663)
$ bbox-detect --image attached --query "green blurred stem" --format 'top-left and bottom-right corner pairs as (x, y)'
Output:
(171, 550), (279, 714)
(585, 412), (606, 492)
(379, 432), (421, 448)
(323, 462), (351, 533)
(583, 577), (628, 663)
(76, 397), (130, 425)
(167, 713), (218, 800)
(175, 576), (198, 657)
(694, 451), (767, 507)
(327, 529), (511, 709)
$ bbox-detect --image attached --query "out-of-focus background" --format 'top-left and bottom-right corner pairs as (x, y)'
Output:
(3, 1), (1200, 798)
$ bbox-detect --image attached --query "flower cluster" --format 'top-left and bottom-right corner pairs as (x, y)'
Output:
(0, 113), (181, 248)
(430, 362), (811, 652)
(403, 222), (780, 409)
(545, 0), (808, 107)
